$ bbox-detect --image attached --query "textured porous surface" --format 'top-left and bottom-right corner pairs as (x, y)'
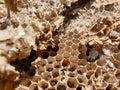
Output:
(0, 0), (120, 90)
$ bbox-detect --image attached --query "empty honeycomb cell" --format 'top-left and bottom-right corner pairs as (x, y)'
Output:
(42, 72), (52, 81)
(106, 84), (117, 90)
(50, 78), (58, 86)
(56, 55), (63, 61)
(57, 84), (66, 90)
(96, 59), (106, 66)
(46, 64), (53, 72)
(104, 74), (117, 83)
(67, 36), (73, 40)
(57, 49), (65, 56)
(78, 59), (88, 66)
(54, 61), (61, 68)
(68, 31), (74, 37)
(86, 70), (94, 79)
(68, 63), (78, 72)
(67, 78), (78, 88)
(70, 56), (78, 63)
(29, 84), (38, 90)
(65, 46), (72, 52)
(86, 63), (97, 71)
(73, 34), (80, 39)
(62, 59), (70, 67)
(47, 57), (55, 64)
(63, 52), (71, 58)
(77, 75), (88, 84)
(20, 79), (31, 87)
(68, 72), (76, 77)
(77, 66), (87, 75)
(71, 50), (79, 56)
(72, 39), (80, 44)
(32, 75), (41, 83)
(66, 41), (73, 46)
(115, 70), (120, 79)
(74, 30), (78, 34)
(52, 69), (59, 77)
(72, 44), (78, 50)
(40, 80), (48, 89)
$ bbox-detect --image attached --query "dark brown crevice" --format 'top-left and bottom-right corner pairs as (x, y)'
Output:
(10, 49), (37, 78)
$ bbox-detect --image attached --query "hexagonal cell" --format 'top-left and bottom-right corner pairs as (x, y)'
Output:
(63, 52), (71, 58)
(54, 61), (61, 68)
(78, 59), (88, 66)
(49, 78), (58, 86)
(42, 72), (52, 81)
(64, 46), (72, 52)
(47, 57), (55, 64)
(57, 49), (64, 55)
(72, 39), (80, 44)
(29, 84), (38, 90)
(56, 55), (63, 62)
(77, 66), (87, 75)
(36, 59), (47, 67)
(73, 34), (80, 39)
(77, 75), (88, 85)
(66, 41), (73, 46)
(32, 75), (41, 83)
(62, 59), (70, 67)
(86, 70), (94, 79)
(96, 59), (106, 66)
(68, 72), (77, 77)
(39, 80), (49, 89)
(104, 74), (117, 83)
(46, 64), (53, 72)
(70, 56), (78, 63)
(86, 63), (97, 71)
(71, 44), (79, 50)
(52, 69), (59, 78)
(67, 78), (78, 88)
(57, 84), (66, 90)
(71, 50), (79, 56)
(68, 63), (78, 72)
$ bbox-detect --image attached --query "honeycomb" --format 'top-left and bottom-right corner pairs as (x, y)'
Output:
(0, 0), (120, 90)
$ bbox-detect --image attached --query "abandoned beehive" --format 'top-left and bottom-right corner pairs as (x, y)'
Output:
(0, 0), (120, 90)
